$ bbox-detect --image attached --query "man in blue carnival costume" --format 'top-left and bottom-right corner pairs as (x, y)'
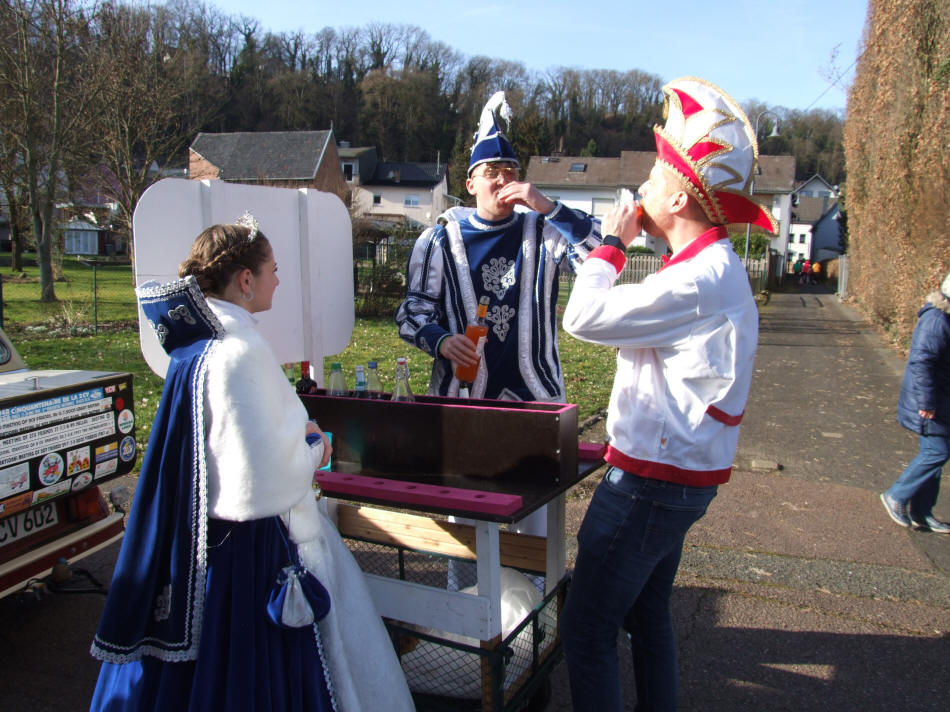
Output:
(396, 91), (602, 404)
(561, 77), (776, 711)
(395, 91), (603, 543)
(90, 218), (414, 711)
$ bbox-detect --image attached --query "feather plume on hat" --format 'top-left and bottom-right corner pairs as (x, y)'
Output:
(469, 91), (519, 176)
(478, 91), (512, 136)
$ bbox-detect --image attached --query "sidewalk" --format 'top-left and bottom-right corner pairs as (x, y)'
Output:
(548, 286), (950, 711)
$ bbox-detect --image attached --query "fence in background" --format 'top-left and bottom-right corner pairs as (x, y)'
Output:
(0, 256), (137, 337)
(1, 249), (774, 339)
(560, 254), (770, 297)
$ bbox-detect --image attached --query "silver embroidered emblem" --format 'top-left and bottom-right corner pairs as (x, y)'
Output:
(154, 584), (172, 621)
(487, 304), (515, 342)
(153, 322), (169, 345)
(482, 257), (516, 300)
(168, 305), (197, 325)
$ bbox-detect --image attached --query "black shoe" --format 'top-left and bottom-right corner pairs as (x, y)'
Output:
(880, 493), (911, 528)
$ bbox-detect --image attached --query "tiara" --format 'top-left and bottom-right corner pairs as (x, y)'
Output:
(235, 211), (259, 241)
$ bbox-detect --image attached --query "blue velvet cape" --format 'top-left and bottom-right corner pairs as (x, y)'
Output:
(92, 277), (224, 663)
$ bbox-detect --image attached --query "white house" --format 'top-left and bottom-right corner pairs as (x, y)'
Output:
(794, 174), (837, 198)
(339, 144), (457, 228)
(782, 175), (843, 268)
(788, 195), (842, 265)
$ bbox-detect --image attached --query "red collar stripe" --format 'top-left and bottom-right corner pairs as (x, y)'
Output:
(658, 225), (728, 272)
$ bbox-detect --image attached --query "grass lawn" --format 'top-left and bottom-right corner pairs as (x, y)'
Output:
(310, 315), (615, 424)
(1, 253), (138, 331)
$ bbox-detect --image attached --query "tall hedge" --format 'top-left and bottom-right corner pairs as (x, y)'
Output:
(844, 0), (950, 345)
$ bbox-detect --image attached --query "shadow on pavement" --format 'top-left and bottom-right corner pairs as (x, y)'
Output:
(678, 587), (949, 712)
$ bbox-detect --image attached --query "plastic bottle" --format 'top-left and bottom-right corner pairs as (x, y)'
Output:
(353, 364), (368, 398)
(327, 362), (348, 397)
(366, 360), (384, 399)
(455, 296), (490, 397)
(392, 357), (415, 402)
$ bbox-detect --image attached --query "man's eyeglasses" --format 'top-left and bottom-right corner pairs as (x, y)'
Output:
(476, 166), (520, 180)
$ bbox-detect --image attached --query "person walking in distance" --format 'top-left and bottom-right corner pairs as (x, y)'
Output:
(881, 269), (950, 534)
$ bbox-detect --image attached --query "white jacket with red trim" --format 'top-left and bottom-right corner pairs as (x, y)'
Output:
(563, 227), (758, 486)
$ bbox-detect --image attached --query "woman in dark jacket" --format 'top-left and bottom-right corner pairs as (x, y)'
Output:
(881, 272), (950, 533)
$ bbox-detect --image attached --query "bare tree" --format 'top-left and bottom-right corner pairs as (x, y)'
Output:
(92, 1), (225, 250)
(0, 0), (105, 301)
(0, 114), (29, 272)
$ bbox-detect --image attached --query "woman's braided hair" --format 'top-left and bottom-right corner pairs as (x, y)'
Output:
(178, 224), (271, 297)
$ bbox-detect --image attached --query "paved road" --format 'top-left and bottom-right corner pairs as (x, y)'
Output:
(1, 286), (947, 711)
(548, 287), (950, 711)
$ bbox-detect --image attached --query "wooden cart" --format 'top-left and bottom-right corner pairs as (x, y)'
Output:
(302, 391), (604, 711)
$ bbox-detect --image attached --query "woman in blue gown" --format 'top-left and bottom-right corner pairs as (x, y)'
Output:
(90, 218), (415, 711)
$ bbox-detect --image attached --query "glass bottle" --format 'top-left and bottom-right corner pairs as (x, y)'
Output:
(366, 360), (384, 399)
(455, 296), (490, 397)
(353, 364), (368, 398)
(392, 357), (415, 402)
(295, 360), (318, 394)
(327, 361), (348, 397)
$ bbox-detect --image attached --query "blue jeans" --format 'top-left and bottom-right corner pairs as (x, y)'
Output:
(561, 467), (717, 712)
(887, 432), (948, 519)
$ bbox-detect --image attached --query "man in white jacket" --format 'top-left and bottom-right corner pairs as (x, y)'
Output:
(560, 77), (777, 712)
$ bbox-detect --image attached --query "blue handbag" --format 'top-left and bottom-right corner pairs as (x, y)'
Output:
(266, 517), (331, 629)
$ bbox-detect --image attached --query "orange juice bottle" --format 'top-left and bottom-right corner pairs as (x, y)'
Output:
(455, 296), (490, 394)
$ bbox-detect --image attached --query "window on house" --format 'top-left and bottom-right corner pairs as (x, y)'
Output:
(373, 194), (381, 205)
(799, 234), (806, 243)
(569, 162), (586, 172)
(404, 194), (419, 207)
(342, 163), (354, 181)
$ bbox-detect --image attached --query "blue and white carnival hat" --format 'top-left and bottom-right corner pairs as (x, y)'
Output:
(468, 91), (519, 176)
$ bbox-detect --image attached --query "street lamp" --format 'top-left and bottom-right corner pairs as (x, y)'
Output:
(743, 110), (780, 268)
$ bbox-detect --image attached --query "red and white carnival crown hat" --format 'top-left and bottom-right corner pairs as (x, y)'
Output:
(654, 77), (777, 233)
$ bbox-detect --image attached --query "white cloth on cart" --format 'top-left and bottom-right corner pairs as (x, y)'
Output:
(400, 567), (547, 699)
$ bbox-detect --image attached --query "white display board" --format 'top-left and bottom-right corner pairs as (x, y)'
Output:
(132, 178), (354, 380)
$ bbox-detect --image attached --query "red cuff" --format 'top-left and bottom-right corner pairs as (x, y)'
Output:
(589, 244), (627, 274)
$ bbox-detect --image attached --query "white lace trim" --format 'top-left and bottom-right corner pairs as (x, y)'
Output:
(313, 621), (339, 711)
(468, 212), (518, 231)
(136, 276), (225, 341)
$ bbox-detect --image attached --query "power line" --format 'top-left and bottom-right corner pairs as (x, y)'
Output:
(803, 54), (861, 112)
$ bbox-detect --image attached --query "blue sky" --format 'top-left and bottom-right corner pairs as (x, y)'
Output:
(213, 0), (868, 112)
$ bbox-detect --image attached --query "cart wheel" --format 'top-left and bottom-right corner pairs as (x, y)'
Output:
(523, 678), (552, 711)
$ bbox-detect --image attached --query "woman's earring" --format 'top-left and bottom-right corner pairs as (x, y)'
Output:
(243, 289), (254, 302)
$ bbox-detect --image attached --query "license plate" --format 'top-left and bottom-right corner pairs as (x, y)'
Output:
(0, 503), (59, 548)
